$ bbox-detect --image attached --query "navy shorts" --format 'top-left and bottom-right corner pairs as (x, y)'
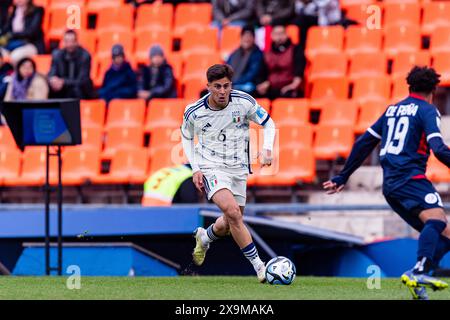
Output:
(384, 179), (444, 232)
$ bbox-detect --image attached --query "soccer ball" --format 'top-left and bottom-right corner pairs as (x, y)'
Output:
(265, 256), (296, 285)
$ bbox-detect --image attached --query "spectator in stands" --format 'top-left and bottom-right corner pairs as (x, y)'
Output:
(226, 26), (264, 95)
(99, 44), (138, 103)
(0, 51), (13, 100)
(48, 30), (95, 100)
(256, 24), (306, 99)
(0, 0), (45, 64)
(4, 56), (48, 101)
(293, 0), (344, 47)
(212, 0), (254, 28)
(256, 0), (295, 26)
(0, 0), (12, 34)
(137, 44), (177, 101)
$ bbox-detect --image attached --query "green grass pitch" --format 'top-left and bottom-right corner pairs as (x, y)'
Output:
(0, 276), (449, 300)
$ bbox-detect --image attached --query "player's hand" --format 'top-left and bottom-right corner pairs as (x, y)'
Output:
(260, 149), (272, 168)
(192, 171), (204, 193)
(323, 180), (345, 194)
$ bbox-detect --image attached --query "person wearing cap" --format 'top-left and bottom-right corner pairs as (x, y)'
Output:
(137, 44), (176, 101)
(99, 44), (137, 103)
(226, 26), (264, 95)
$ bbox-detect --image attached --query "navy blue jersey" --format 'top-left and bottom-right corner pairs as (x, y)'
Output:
(368, 94), (442, 192)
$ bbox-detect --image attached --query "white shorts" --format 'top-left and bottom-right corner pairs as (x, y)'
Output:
(201, 167), (248, 206)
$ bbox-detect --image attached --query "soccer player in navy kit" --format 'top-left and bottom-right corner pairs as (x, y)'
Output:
(323, 66), (450, 300)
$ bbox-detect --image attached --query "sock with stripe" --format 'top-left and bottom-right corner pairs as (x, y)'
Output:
(241, 242), (264, 271)
(200, 224), (221, 245)
(415, 219), (447, 274)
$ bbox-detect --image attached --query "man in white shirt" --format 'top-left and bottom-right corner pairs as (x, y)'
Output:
(181, 64), (276, 282)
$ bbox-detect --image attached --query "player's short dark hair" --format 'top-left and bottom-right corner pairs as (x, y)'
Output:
(64, 29), (78, 39)
(206, 64), (234, 83)
(406, 66), (441, 95)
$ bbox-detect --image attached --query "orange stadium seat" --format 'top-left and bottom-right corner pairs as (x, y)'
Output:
(255, 148), (316, 186)
(286, 25), (299, 45)
(0, 126), (17, 151)
(432, 52), (450, 86)
(340, 0), (374, 9)
(352, 76), (391, 104)
(135, 3), (174, 32)
(307, 53), (347, 82)
(34, 55), (52, 75)
(278, 124), (314, 150)
(173, 3), (212, 37)
(383, 25), (421, 58)
(391, 51), (431, 80)
(135, 30), (172, 64)
(305, 26), (344, 59)
(313, 125), (355, 160)
(145, 99), (186, 133)
(182, 52), (222, 82)
(50, 0), (85, 9)
(430, 27), (450, 55)
(74, 127), (103, 152)
(97, 31), (134, 60)
(345, 26), (382, 57)
(355, 101), (388, 134)
(102, 127), (145, 159)
(271, 99), (309, 127)
(343, 3), (376, 24)
(48, 7), (88, 40)
(181, 28), (218, 57)
(309, 78), (349, 110)
(5, 147), (58, 186)
(183, 78), (207, 100)
(391, 78), (409, 102)
(319, 100), (358, 127)
(62, 149), (101, 185)
(105, 99), (146, 131)
(383, 3), (421, 29)
(422, 2), (450, 35)
(87, 0), (126, 12)
(166, 52), (183, 81)
(78, 30), (97, 54)
(149, 147), (187, 175)
(96, 6), (134, 33)
(149, 127), (182, 157)
(348, 53), (388, 81)
(95, 148), (149, 184)
(220, 26), (241, 60)
(427, 152), (450, 183)
(0, 149), (22, 186)
(80, 100), (106, 129)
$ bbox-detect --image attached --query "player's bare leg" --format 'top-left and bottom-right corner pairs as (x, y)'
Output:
(210, 189), (266, 282)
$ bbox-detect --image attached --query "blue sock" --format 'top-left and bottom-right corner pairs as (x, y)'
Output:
(241, 242), (263, 269)
(415, 219), (447, 273)
(205, 224), (220, 242)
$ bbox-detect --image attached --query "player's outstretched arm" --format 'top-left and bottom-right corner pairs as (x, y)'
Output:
(323, 130), (380, 194)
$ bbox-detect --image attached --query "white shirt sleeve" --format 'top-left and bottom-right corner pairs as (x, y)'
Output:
(262, 117), (276, 151)
(181, 114), (200, 173)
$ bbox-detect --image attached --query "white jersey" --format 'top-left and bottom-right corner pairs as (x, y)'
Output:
(181, 90), (271, 172)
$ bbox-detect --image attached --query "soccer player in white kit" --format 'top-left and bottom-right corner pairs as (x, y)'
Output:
(181, 64), (276, 282)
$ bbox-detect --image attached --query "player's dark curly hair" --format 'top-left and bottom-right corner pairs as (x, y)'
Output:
(406, 66), (441, 94)
(206, 64), (234, 83)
